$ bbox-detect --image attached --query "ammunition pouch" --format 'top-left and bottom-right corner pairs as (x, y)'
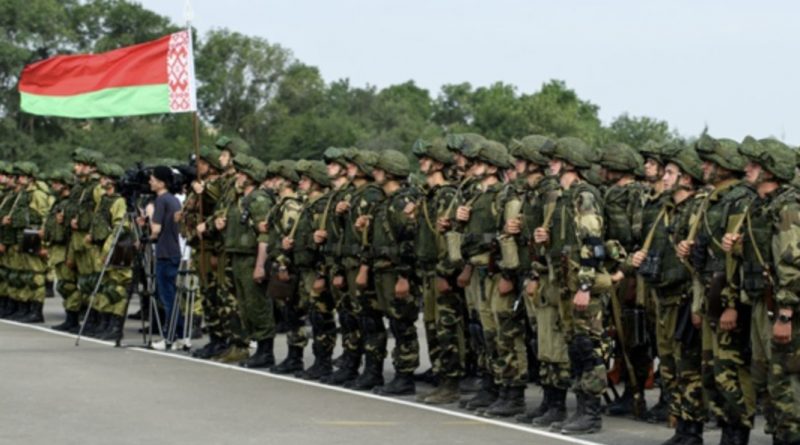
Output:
(21, 229), (41, 255)
(621, 307), (648, 348)
(266, 263), (297, 301)
(706, 271), (726, 322)
(638, 250), (662, 283)
(445, 231), (464, 263)
(741, 261), (766, 294)
(690, 234), (710, 271)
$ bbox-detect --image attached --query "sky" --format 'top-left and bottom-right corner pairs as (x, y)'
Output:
(137, 0), (800, 145)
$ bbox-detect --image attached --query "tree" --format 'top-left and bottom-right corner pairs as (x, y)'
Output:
(607, 113), (674, 148)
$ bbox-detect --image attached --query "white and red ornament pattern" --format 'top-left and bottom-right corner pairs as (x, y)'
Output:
(167, 30), (195, 112)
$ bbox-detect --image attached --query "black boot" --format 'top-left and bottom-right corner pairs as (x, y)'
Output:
(99, 315), (124, 341)
(561, 393), (602, 435)
(551, 393), (584, 432)
(323, 351), (361, 385)
(89, 312), (111, 338)
(52, 310), (80, 332)
(192, 334), (227, 359)
(18, 301), (44, 323)
(374, 372), (415, 396)
(532, 387), (568, 427)
(346, 356), (384, 391)
(485, 385), (526, 417)
(682, 420), (704, 445)
(271, 345), (305, 374)
(243, 338), (276, 368)
(517, 386), (551, 423)
(607, 386), (634, 416)
(0, 298), (16, 318)
(729, 423), (750, 445)
(297, 351), (333, 381)
(9, 301), (31, 321)
(79, 308), (98, 336)
(661, 418), (687, 445)
(190, 317), (203, 340)
(647, 389), (670, 423)
(463, 376), (499, 411)
(0, 297), (7, 314)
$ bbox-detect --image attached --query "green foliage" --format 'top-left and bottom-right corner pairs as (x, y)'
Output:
(0, 0), (681, 170)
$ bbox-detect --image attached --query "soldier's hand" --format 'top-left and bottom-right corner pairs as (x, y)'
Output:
(37, 228), (44, 238)
(312, 276), (327, 294)
(354, 215), (371, 231)
(436, 217), (451, 233)
(135, 216), (146, 227)
(525, 279), (539, 298)
(313, 229), (328, 244)
(721, 233), (742, 253)
(573, 289), (590, 312)
(55, 211), (64, 225)
(335, 201), (350, 215)
(455, 206), (471, 222)
(332, 274), (345, 289)
(174, 210), (183, 223)
(214, 217), (226, 231)
(505, 218), (521, 235)
(611, 270), (625, 283)
(394, 276), (410, 299)
(719, 307), (737, 332)
(435, 276), (452, 293)
(677, 240), (694, 258)
(403, 202), (417, 219)
(277, 266), (291, 282)
(774, 314), (793, 344)
(456, 265), (473, 288)
(65, 259), (74, 270)
(0, 243), (6, 254)
(2, 215), (10, 226)
(282, 237), (294, 251)
(355, 264), (369, 289)
(257, 221), (268, 233)
(534, 227), (549, 244)
(631, 250), (647, 268)
(691, 313), (702, 329)
(498, 276), (515, 295)
(191, 180), (205, 195)
(39, 248), (48, 259)
(253, 265), (266, 283)
(84, 234), (92, 244)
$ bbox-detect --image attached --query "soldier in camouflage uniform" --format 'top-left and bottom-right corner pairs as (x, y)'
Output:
(3, 162), (53, 323)
(677, 135), (756, 444)
(265, 161), (305, 374)
(47, 171), (80, 331)
(0, 162), (15, 318)
(215, 154), (275, 366)
(532, 137), (608, 435)
(630, 145), (707, 445)
(278, 160), (334, 380)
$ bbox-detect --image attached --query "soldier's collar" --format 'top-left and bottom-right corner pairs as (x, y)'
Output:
(709, 178), (739, 200)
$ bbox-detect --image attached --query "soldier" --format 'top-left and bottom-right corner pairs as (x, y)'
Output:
(0, 163), (20, 319)
(47, 171), (80, 332)
(411, 139), (464, 404)
(630, 145), (707, 445)
(265, 160), (305, 374)
(88, 162), (130, 340)
(531, 137), (609, 435)
(3, 162), (53, 323)
(287, 160), (336, 380)
(677, 135), (756, 444)
(598, 143), (651, 419)
(215, 154), (275, 366)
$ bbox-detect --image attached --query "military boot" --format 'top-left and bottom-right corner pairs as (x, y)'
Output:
(89, 312), (111, 338)
(9, 301), (31, 321)
(660, 418), (687, 445)
(0, 297), (7, 314)
(484, 385), (526, 417)
(52, 310), (80, 332)
(532, 387), (567, 427)
(463, 376), (499, 411)
(728, 423), (750, 445)
(99, 315), (124, 341)
(19, 301), (44, 323)
(323, 352), (361, 386)
(561, 393), (602, 435)
(296, 349), (333, 381)
(646, 389), (670, 423)
(192, 334), (227, 359)
(607, 386), (634, 416)
(214, 344), (250, 364)
(478, 385), (507, 416)
(0, 298), (16, 318)
(681, 421), (703, 445)
(346, 356), (384, 391)
(270, 345), (304, 374)
(551, 393), (584, 432)
(374, 372), (415, 396)
(516, 386), (551, 423)
(421, 378), (461, 405)
(79, 308), (99, 336)
(242, 338), (275, 368)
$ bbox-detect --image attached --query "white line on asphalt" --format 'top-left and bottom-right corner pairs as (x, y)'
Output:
(1, 319), (605, 445)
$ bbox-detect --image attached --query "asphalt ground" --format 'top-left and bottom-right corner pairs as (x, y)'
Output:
(0, 297), (772, 445)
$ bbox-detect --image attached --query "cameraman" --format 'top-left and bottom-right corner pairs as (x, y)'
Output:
(140, 166), (184, 341)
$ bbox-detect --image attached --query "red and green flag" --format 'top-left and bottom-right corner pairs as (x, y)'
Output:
(18, 30), (196, 118)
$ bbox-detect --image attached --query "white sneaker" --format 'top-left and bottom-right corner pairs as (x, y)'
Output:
(173, 338), (191, 350)
(151, 339), (168, 351)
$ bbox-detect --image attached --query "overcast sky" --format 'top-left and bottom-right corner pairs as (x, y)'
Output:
(137, 0), (800, 145)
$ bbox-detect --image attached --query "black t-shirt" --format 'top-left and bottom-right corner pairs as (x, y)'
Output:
(152, 192), (182, 259)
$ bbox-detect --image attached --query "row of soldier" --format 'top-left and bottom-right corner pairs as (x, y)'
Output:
(1, 133), (799, 445)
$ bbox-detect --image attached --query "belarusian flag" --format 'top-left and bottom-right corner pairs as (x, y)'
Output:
(19, 30), (196, 118)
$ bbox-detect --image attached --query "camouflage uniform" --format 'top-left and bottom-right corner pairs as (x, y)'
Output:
(0, 165), (19, 318)
(46, 171), (80, 331)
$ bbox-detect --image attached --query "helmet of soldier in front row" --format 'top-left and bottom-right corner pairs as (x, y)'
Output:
(474, 140), (512, 169)
(351, 150), (379, 177)
(233, 154), (267, 183)
(738, 136), (795, 181)
(551, 137), (593, 169)
(296, 159), (331, 187)
(375, 149), (411, 178)
(668, 145), (704, 182)
(599, 142), (645, 176)
(694, 134), (746, 172)
(13, 161), (39, 178)
(515, 135), (554, 166)
(97, 162), (125, 181)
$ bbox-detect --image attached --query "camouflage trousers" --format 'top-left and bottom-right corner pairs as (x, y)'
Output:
(54, 260), (80, 312)
(655, 296), (681, 418)
(526, 275), (571, 390)
(360, 269), (419, 374)
(674, 307), (705, 422)
(92, 267), (131, 317)
(423, 271), (466, 379)
(770, 315), (800, 443)
(344, 262), (369, 357)
(71, 234), (100, 309)
(199, 253), (226, 340)
(274, 266), (307, 350)
(464, 265), (496, 379)
(13, 250), (48, 304)
(420, 269), (442, 374)
(488, 273), (528, 387)
(701, 308), (756, 428)
(562, 291), (607, 397)
(231, 254), (273, 342)
(301, 270), (336, 358)
(331, 266), (361, 358)
(751, 298), (776, 434)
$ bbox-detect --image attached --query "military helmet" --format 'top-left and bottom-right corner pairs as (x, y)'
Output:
(49, 170), (74, 185)
(411, 139), (431, 158)
(0, 161), (11, 175)
(638, 140), (664, 164)
(266, 161), (281, 178)
(296, 159), (331, 187)
(13, 161), (38, 177)
(551, 137), (593, 168)
(215, 135), (250, 155)
(579, 164), (605, 187)
(668, 145), (704, 181)
(516, 135), (554, 166)
(600, 142), (644, 176)
(97, 162), (124, 180)
(446, 133), (485, 158)
(275, 159), (299, 183)
(233, 154), (267, 183)
(322, 147), (349, 168)
(413, 138), (453, 165)
(351, 150), (379, 177)
(375, 149), (411, 177)
(72, 147), (104, 167)
(475, 140), (512, 169)
(695, 135), (746, 172)
(739, 137), (795, 181)
(198, 145), (223, 171)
